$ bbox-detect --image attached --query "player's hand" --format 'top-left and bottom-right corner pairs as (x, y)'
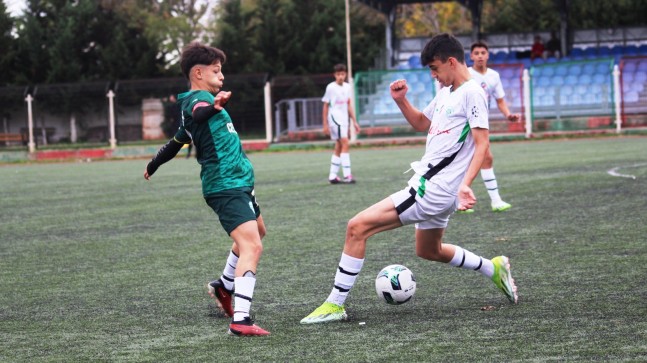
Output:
(323, 125), (330, 136)
(389, 79), (408, 101)
(144, 168), (151, 180)
(353, 121), (361, 134)
(214, 91), (232, 110)
(507, 113), (521, 122)
(457, 184), (476, 211)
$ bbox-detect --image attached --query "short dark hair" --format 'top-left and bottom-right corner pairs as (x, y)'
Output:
(420, 33), (465, 66)
(471, 40), (489, 52)
(333, 63), (347, 72)
(180, 42), (227, 79)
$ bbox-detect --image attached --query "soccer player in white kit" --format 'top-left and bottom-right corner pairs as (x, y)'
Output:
(466, 41), (521, 212)
(322, 64), (360, 184)
(301, 33), (518, 325)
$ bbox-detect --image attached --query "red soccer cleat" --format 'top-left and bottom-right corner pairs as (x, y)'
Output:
(207, 279), (234, 317)
(228, 317), (270, 336)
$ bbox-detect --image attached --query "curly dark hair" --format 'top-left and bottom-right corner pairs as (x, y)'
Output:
(420, 33), (465, 66)
(180, 42), (227, 79)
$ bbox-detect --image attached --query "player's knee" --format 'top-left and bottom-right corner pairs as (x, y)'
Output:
(346, 216), (368, 241)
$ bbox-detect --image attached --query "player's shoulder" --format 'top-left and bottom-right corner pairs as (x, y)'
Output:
(463, 79), (488, 97)
(486, 68), (502, 79)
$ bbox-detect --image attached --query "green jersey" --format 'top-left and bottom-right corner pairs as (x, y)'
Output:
(175, 90), (254, 196)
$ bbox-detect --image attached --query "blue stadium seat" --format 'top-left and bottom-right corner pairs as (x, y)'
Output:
(554, 65), (568, 77)
(571, 48), (584, 57)
(622, 72), (634, 84)
(584, 47), (598, 58)
(579, 74), (593, 84)
(611, 45), (625, 56)
(567, 64), (582, 75)
(596, 63), (611, 74)
(575, 85), (589, 96)
(533, 86), (546, 98)
(537, 77), (552, 87)
(631, 82), (645, 93)
(623, 62), (637, 73)
(543, 67), (555, 77)
(551, 76), (565, 86)
(593, 74), (608, 84)
(582, 63), (597, 74)
(639, 44), (647, 55)
(625, 91), (639, 103)
(565, 75), (579, 85)
(561, 85), (574, 96)
(408, 55), (422, 69)
(637, 61), (647, 72)
(598, 46), (611, 57)
(624, 45), (639, 56)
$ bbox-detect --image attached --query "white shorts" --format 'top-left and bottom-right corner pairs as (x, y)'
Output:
(389, 181), (458, 229)
(328, 118), (349, 141)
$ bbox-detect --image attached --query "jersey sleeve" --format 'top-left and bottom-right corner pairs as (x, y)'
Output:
(491, 72), (506, 99)
(173, 125), (191, 144)
(321, 84), (332, 103)
(466, 87), (489, 130)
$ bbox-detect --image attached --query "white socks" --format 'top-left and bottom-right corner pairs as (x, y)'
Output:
(233, 272), (256, 321)
(326, 253), (364, 306)
(329, 155), (341, 180)
(480, 168), (502, 205)
(449, 246), (494, 278)
(340, 153), (351, 178)
(220, 250), (238, 291)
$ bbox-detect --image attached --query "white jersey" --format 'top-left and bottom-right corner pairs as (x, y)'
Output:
(322, 82), (352, 125)
(408, 79), (489, 194)
(468, 67), (505, 109)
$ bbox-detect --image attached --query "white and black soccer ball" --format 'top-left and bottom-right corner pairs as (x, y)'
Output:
(375, 264), (416, 305)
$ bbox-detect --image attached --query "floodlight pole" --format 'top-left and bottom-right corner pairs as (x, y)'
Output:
(107, 90), (117, 149)
(25, 94), (35, 153)
(345, 0), (357, 141)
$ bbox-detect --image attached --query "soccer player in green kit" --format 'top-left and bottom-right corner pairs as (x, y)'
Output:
(144, 43), (269, 336)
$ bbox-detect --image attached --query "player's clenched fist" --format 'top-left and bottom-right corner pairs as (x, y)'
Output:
(389, 79), (408, 101)
(214, 91), (232, 110)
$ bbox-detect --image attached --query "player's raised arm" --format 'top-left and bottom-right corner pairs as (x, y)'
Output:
(192, 91), (231, 124)
(144, 138), (184, 180)
(390, 79), (431, 132)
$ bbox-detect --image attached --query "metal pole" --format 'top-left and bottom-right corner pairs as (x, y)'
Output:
(345, 0), (357, 142)
(25, 94), (35, 153)
(522, 69), (533, 138)
(264, 81), (273, 143)
(107, 90), (117, 149)
(612, 64), (622, 134)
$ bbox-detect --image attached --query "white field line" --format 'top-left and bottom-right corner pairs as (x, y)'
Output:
(607, 163), (647, 180)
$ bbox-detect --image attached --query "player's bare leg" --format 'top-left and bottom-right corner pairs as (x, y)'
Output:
(226, 220), (269, 336)
(208, 216), (266, 317)
(480, 147), (511, 212)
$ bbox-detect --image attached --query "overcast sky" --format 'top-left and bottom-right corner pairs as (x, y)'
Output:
(4, 0), (25, 16)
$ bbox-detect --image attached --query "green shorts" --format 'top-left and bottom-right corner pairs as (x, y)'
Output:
(205, 187), (261, 235)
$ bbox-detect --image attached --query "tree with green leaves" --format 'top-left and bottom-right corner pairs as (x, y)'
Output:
(210, 0), (385, 75)
(0, 2), (16, 86)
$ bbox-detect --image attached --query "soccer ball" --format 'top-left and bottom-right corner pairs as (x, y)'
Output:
(375, 264), (416, 305)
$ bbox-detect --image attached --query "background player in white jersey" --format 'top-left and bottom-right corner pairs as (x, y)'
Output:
(467, 41), (521, 212)
(301, 33), (518, 325)
(322, 64), (360, 184)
